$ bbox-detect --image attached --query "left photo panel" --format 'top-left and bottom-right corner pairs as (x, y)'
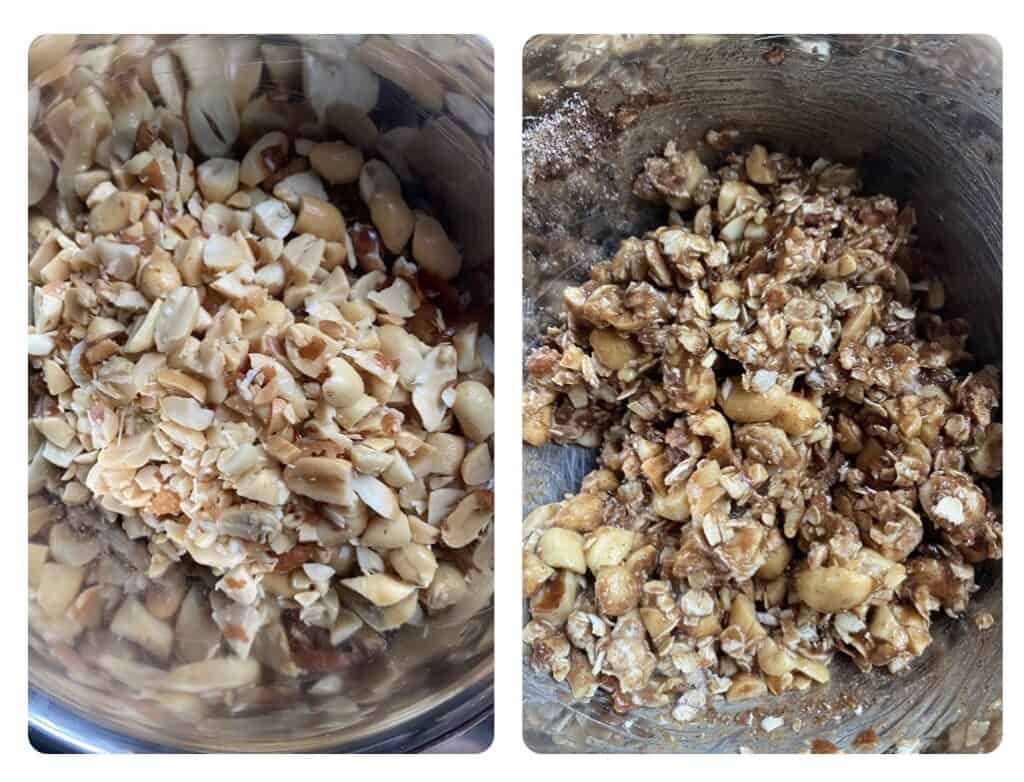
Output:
(27, 34), (493, 753)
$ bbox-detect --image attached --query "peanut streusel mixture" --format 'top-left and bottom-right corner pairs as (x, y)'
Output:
(522, 138), (1001, 722)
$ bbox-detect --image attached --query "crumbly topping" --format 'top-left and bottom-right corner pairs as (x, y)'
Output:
(522, 139), (1001, 721)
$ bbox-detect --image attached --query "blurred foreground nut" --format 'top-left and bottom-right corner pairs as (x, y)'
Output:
(360, 512), (412, 549)
(530, 569), (579, 626)
(88, 191), (149, 235)
(840, 302), (874, 349)
(28, 544), (47, 588)
(756, 636), (796, 676)
(162, 658), (260, 693)
(355, 37), (445, 113)
(36, 562), (84, 618)
(110, 596), (173, 660)
(412, 213), (462, 280)
(756, 535), (792, 580)
(729, 593), (767, 641)
(794, 566), (874, 612)
(284, 457), (352, 505)
(29, 134), (53, 206)
(154, 287), (200, 353)
(68, 584), (107, 629)
(651, 484), (690, 522)
(326, 101), (379, 149)
(452, 380), (494, 442)
(522, 391), (553, 447)
(554, 493), (604, 532)
(835, 414), (864, 455)
(566, 648), (599, 700)
(359, 159), (401, 204)
(389, 543), (437, 587)
(745, 144), (777, 185)
(29, 34), (77, 82)
(30, 409), (65, 444)
(252, 198), (296, 239)
(294, 195), (346, 242)
(460, 442), (492, 485)
(523, 550), (555, 597)
(523, 502), (560, 537)
(138, 250), (182, 299)
(420, 432), (466, 476)
(584, 526), (635, 572)
(718, 378), (786, 423)
(144, 567), (187, 620)
(763, 575), (788, 607)
(595, 565), (640, 616)
(196, 157), (240, 203)
(727, 672), (768, 702)
(440, 489), (493, 548)
(369, 191), (414, 254)
(239, 131), (288, 187)
(341, 573), (417, 607)
(174, 586), (222, 663)
(273, 171), (328, 210)
(589, 328), (639, 370)
(581, 468), (618, 494)
(48, 522), (100, 566)
(309, 141), (363, 184)
(423, 562), (468, 613)
(538, 528), (586, 574)
(186, 85), (239, 158)
(773, 392), (821, 436)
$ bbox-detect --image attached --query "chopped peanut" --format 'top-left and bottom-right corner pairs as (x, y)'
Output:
(28, 36), (493, 711)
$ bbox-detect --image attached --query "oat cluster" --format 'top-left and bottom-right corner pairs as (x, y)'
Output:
(28, 37), (493, 707)
(522, 138), (1001, 721)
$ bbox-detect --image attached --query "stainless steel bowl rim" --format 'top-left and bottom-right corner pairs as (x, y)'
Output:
(30, 670), (492, 753)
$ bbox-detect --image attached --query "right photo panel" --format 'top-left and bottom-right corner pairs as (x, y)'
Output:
(521, 35), (1002, 753)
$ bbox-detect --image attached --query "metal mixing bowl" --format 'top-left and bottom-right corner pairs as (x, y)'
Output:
(29, 33), (493, 753)
(522, 34), (1001, 753)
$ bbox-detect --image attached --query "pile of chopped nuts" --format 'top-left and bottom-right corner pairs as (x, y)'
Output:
(522, 138), (1001, 723)
(28, 36), (493, 711)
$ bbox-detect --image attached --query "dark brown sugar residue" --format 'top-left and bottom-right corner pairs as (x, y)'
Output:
(762, 45), (787, 65)
(854, 728), (879, 750)
(523, 93), (613, 185)
(611, 90), (674, 131)
(812, 738), (841, 754)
